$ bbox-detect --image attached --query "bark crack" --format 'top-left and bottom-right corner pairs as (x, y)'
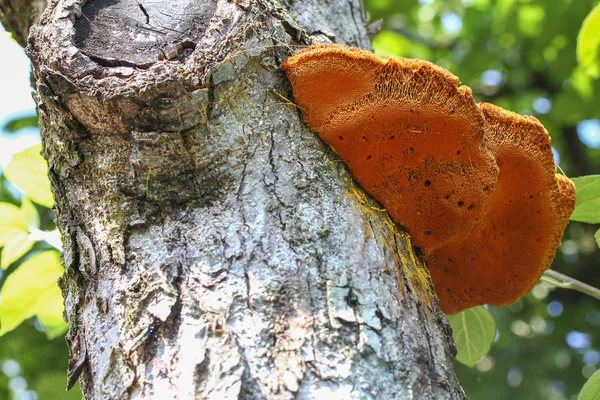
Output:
(265, 127), (287, 230)
(235, 154), (253, 311)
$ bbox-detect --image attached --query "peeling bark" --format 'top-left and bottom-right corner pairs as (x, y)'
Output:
(22, 0), (467, 398)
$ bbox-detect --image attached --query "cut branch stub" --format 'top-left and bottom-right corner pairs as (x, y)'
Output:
(282, 44), (576, 315)
(74, 0), (217, 67)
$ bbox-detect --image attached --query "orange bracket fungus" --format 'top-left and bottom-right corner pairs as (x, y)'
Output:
(281, 44), (576, 315)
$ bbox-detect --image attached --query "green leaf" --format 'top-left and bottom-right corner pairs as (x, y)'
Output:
(570, 176), (600, 223)
(21, 197), (40, 230)
(448, 306), (496, 367)
(0, 202), (28, 246)
(36, 285), (68, 339)
(577, 4), (600, 78)
(1, 231), (34, 270)
(579, 368), (600, 400)
(0, 251), (64, 336)
(0, 198), (40, 268)
(596, 229), (600, 248)
(2, 115), (38, 133)
(4, 144), (54, 208)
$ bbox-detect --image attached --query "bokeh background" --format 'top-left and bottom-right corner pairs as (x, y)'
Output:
(0, 0), (599, 398)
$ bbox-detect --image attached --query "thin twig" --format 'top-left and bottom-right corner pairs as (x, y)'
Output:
(540, 269), (600, 301)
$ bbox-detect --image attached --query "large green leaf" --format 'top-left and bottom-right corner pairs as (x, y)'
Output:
(20, 196), (40, 230)
(35, 285), (68, 339)
(448, 306), (496, 367)
(0, 251), (64, 336)
(0, 202), (28, 246)
(577, 4), (600, 78)
(579, 368), (600, 400)
(4, 144), (54, 208)
(570, 176), (600, 223)
(1, 231), (34, 270)
(0, 197), (41, 269)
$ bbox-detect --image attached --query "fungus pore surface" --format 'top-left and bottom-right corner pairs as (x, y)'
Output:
(281, 44), (576, 315)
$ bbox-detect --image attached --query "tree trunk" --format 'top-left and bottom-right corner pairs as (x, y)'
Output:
(20, 0), (466, 398)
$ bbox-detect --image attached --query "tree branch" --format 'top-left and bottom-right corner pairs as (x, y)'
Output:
(541, 269), (600, 301)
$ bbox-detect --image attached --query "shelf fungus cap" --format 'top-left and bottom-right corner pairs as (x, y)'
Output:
(427, 104), (576, 314)
(281, 44), (499, 250)
(281, 45), (576, 315)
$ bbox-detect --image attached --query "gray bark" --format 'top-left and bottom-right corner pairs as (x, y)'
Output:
(22, 0), (466, 398)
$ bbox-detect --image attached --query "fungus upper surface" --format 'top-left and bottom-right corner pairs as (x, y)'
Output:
(281, 44), (499, 250)
(282, 44), (576, 315)
(427, 104), (576, 314)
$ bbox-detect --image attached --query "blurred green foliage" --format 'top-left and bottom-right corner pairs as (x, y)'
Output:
(0, 135), (75, 398)
(363, 0), (600, 398)
(0, 322), (80, 400)
(577, 4), (600, 79)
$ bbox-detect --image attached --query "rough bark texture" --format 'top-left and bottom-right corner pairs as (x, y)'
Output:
(22, 0), (467, 398)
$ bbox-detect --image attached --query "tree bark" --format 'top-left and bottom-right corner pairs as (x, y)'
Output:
(21, 0), (467, 398)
